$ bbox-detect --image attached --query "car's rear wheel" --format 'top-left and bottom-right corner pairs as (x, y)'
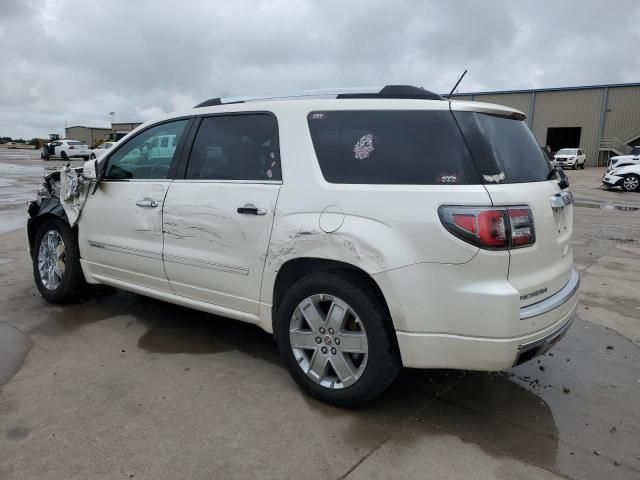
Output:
(90, 153), (96, 160)
(275, 272), (401, 407)
(33, 218), (87, 303)
(622, 174), (640, 192)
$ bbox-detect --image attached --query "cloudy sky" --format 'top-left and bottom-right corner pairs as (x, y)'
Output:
(1, 0), (639, 139)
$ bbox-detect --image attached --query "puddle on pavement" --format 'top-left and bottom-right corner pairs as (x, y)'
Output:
(32, 287), (281, 366)
(575, 201), (640, 212)
(0, 322), (32, 387)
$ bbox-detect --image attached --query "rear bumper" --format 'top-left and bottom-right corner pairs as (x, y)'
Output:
(390, 267), (580, 370)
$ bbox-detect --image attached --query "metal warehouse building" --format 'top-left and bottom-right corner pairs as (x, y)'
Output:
(451, 82), (640, 166)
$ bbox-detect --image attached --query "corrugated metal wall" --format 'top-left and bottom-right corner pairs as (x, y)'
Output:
(602, 86), (640, 143)
(530, 89), (604, 166)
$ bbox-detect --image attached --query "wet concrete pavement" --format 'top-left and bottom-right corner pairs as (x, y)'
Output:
(0, 151), (639, 479)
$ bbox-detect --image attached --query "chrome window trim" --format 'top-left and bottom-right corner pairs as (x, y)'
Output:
(171, 179), (282, 185)
(520, 269), (580, 320)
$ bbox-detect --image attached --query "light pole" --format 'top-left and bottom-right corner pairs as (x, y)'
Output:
(109, 112), (115, 140)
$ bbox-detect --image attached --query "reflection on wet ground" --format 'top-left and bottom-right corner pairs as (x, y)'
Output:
(26, 286), (640, 479)
(0, 322), (32, 386)
(575, 201), (640, 212)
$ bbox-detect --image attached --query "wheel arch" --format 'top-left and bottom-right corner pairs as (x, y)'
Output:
(270, 257), (401, 341)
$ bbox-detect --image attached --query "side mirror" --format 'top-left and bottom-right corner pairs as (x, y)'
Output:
(82, 158), (97, 180)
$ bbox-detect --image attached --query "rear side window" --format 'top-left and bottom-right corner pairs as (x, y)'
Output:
(186, 114), (280, 181)
(68, 141), (84, 145)
(307, 110), (479, 185)
(452, 111), (552, 184)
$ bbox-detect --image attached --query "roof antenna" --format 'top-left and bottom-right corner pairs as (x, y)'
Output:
(447, 70), (468, 99)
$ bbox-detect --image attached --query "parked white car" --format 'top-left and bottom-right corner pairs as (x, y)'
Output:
(606, 146), (640, 173)
(41, 139), (91, 160)
(602, 163), (640, 192)
(553, 148), (586, 169)
(26, 86), (578, 406)
(89, 142), (115, 160)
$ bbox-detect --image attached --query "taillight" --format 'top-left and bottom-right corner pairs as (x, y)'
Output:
(439, 206), (535, 250)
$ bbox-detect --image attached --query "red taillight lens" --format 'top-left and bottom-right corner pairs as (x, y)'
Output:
(440, 206), (535, 250)
(452, 214), (477, 234)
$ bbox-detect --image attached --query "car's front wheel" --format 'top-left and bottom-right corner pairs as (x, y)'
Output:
(275, 272), (401, 407)
(60, 151), (67, 160)
(33, 218), (87, 303)
(90, 153), (96, 160)
(622, 174), (640, 192)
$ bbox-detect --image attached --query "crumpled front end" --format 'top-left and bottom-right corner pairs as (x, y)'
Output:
(27, 163), (91, 253)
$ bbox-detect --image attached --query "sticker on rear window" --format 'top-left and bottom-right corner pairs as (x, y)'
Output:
(353, 134), (374, 160)
(483, 171), (506, 183)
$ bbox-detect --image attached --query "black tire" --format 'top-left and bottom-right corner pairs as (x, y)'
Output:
(60, 151), (68, 160)
(581, 162), (586, 169)
(83, 156), (89, 161)
(90, 153), (96, 160)
(622, 174), (640, 192)
(275, 272), (401, 407)
(32, 218), (87, 303)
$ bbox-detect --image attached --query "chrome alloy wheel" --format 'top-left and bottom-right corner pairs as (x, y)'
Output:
(289, 294), (368, 389)
(623, 176), (639, 191)
(38, 230), (65, 290)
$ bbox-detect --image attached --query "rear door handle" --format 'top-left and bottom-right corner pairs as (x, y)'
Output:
(136, 198), (158, 208)
(237, 204), (266, 215)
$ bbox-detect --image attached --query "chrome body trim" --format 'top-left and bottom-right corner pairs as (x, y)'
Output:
(520, 269), (580, 320)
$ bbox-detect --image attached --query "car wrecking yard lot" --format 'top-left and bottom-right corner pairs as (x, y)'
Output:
(0, 149), (638, 480)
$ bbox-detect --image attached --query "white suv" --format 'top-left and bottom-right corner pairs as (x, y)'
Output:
(26, 86), (579, 406)
(553, 148), (586, 169)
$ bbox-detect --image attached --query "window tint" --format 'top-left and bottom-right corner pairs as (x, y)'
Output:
(307, 110), (479, 185)
(68, 141), (84, 145)
(186, 114), (280, 181)
(104, 120), (188, 180)
(452, 111), (552, 184)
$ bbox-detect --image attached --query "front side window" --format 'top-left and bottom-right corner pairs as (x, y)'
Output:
(104, 119), (188, 180)
(185, 114), (280, 181)
(307, 110), (479, 185)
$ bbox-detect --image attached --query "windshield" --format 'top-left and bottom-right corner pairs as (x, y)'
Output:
(452, 111), (553, 184)
(631, 146), (640, 156)
(557, 149), (578, 155)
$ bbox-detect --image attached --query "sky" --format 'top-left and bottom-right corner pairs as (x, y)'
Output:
(1, 0), (639, 139)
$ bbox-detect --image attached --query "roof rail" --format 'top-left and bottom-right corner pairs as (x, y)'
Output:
(193, 85), (444, 108)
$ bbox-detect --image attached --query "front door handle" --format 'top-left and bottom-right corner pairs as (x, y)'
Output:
(136, 198), (158, 208)
(237, 204), (266, 215)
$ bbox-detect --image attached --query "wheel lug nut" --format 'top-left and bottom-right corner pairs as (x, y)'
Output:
(331, 347), (337, 355)
(321, 347), (328, 354)
(315, 337), (322, 344)
(319, 327), (325, 334)
(335, 338), (340, 345)
(328, 328), (335, 334)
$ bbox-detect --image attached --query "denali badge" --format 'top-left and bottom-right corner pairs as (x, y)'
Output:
(520, 287), (548, 301)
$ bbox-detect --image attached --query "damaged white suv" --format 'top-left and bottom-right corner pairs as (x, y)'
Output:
(27, 86), (579, 407)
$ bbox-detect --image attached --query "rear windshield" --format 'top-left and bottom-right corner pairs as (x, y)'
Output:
(307, 110), (480, 185)
(452, 111), (552, 184)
